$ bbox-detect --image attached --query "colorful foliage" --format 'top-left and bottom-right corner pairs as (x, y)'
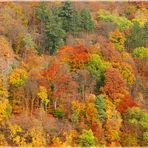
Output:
(118, 62), (136, 85)
(109, 29), (126, 51)
(71, 100), (85, 123)
(27, 126), (46, 147)
(117, 95), (137, 113)
(58, 45), (89, 71)
(105, 109), (122, 142)
(0, 99), (12, 123)
(9, 68), (28, 86)
(52, 137), (63, 147)
(42, 61), (76, 109)
(105, 98), (116, 120)
(133, 47), (148, 59)
(8, 124), (26, 146)
(37, 86), (49, 106)
(0, 36), (13, 58)
(87, 54), (111, 81)
(0, 75), (8, 98)
(101, 68), (128, 103)
(97, 9), (133, 31)
(120, 133), (139, 147)
(62, 130), (78, 146)
(0, 2), (147, 147)
(98, 36), (122, 63)
(85, 102), (99, 124)
(78, 129), (96, 147)
(126, 107), (148, 128)
(0, 133), (8, 146)
(132, 8), (148, 27)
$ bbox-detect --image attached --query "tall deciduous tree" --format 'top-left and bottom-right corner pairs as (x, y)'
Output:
(109, 29), (126, 51)
(58, 45), (89, 71)
(0, 75), (12, 123)
(8, 68), (28, 116)
(42, 61), (77, 109)
(87, 54), (111, 84)
(78, 129), (96, 147)
(100, 68), (128, 105)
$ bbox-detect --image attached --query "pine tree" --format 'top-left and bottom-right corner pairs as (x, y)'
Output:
(36, 2), (65, 54)
(59, 1), (82, 36)
(80, 8), (95, 33)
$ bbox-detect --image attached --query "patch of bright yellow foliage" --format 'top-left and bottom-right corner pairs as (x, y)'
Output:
(9, 68), (28, 86)
(119, 62), (135, 85)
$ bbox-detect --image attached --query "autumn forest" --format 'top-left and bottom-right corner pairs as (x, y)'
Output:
(0, 1), (148, 147)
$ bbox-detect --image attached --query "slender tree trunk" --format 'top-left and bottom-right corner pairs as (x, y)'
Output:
(41, 102), (43, 121)
(45, 104), (47, 117)
(82, 85), (85, 101)
(30, 99), (34, 118)
(54, 100), (57, 110)
(25, 98), (28, 120)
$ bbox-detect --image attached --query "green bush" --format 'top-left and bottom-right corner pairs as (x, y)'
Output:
(53, 107), (64, 118)
(78, 129), (96, 147)
(133, 47), (148, 60)
(97, 9), (133, 31)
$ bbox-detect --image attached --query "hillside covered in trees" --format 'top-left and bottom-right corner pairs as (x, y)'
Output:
(0, 1), (148, 147)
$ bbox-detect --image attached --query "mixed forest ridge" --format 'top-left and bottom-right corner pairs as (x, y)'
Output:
(0, 1), (148, 147)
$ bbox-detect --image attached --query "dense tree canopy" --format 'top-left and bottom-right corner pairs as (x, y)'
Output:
(0, 1), (147, 147)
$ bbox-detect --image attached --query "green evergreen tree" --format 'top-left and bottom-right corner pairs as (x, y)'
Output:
(80, 8), (95, 32)
(96, 95), (106, 122)
(70, 10), (82, 36)
(45, 9), (65, 54)
(36, 2), (65, 54)
(59, 1), (81, 35)
(59, 1), (74, 33)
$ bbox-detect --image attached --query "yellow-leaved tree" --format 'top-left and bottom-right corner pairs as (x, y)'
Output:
(8, 67), (28, 116)
(0, 75), (12, 124)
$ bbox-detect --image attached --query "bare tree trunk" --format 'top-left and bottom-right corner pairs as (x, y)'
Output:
(25, 98), (28, 120)
(54, 100), (57, 110)
(30, 99), (34, 118)
(41, 102), (43, 121)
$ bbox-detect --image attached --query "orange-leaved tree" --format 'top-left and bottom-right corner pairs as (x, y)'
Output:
(100, 68), (128, 105)
(58, 45), (89, 71)
(42, 61), (77, 110)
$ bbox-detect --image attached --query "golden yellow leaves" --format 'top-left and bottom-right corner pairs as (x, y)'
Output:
(37, 86), (49, 106)
(0, 133), (8, 146)
(119, 62), (136, 85)
(109, 29), (126, 52)
(0, 36), (13, 58)
(8, 124), (46, 147)
(9, 68), (28, 86)
(0, 99), (12, 122)
(0, 75), (8, 98)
